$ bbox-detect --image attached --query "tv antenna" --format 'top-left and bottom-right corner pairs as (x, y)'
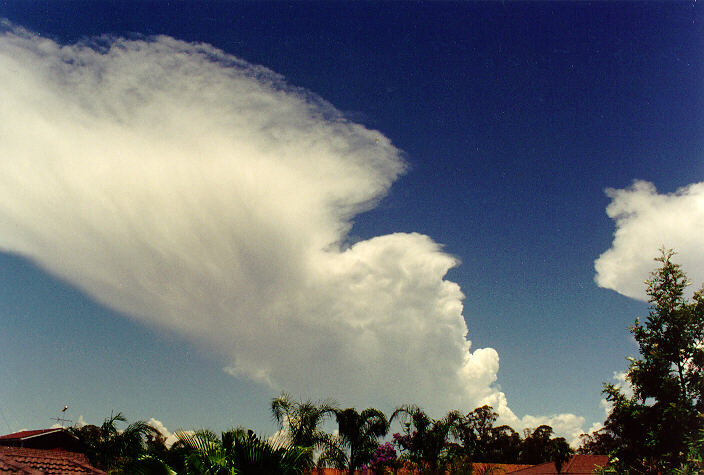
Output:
(50, 405), (72, 428)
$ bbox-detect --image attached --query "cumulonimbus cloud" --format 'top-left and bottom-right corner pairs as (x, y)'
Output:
(0, 22), (585, 437)
(595, 180), (704, 300)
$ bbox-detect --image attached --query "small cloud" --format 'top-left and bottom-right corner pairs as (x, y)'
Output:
(147, 418), (178, 448)
(587, 421), (603, 434)
(599, 371), (634, 418)
(507, 411), (586, 448)
(268, 428), (289, 447)
(595, 180), (704, 300)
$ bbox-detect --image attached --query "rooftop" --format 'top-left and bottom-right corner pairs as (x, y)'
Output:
(0, 447), (104, 474)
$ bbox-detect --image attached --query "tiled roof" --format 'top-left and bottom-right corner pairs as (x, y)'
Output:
(0, 429), (82, 453)
(311, 465), (535, 475)
(0, 455), (43, 474)
(561, 454), (609, 474)
(510, 461), (558, 474)
(471, 463), (535, 473)
(0, 431), (64, 441)
(510, 455), (609, 474)
(0, 447), (104, 474)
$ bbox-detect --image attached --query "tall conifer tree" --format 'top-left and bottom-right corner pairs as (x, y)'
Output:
(601, 250), (704, 472)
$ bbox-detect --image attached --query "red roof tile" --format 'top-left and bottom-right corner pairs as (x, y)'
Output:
(510, 461), (558, 474)
(510, 455), (609, 474)
(310, 466), (535, 475)
(562, 454), (609, 474)
(0, 447), (104, 474)
(471, 463), (535, 473)
(0, 454), (43, 474)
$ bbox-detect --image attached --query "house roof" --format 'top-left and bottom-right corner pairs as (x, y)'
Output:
(561, 455), (609, 473)
(312, 469), (535, 475)
(0, 430), (67, 441)
(470, 463), (535, 473)
(510, 462), (559, 474)
(510, 454), (609, 474)
(0, 429), (82, 453)
(0, 447), (104, 474)
(0, 453), (43, 474)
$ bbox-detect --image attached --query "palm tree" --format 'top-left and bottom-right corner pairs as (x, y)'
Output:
(390, 405), (462, 473)
(120, 455), (176, 475)
(71, 411), (161, 472)
(334, 407), (389, 475)
(271, 392), (341, 467)
(175, 428), (312, 474)
(176, 429), (234, 474)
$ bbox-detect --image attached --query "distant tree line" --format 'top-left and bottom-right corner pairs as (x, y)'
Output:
(68, 250), (704, 474)
(69, 396), (573, 474)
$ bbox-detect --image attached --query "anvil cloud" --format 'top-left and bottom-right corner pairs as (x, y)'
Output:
(0, 23), (586, 438)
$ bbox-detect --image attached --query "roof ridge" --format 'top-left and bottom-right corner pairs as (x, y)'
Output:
(0, 428), (65, 439)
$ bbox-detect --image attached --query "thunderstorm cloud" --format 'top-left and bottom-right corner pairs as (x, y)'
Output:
(0, 23), (586, 437)
(595, 180), (704, 300)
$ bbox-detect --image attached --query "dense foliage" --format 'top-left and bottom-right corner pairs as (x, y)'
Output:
(174, 428), (312, 474)
(387, 404), (572, 473)
(580, 250), (704, 473)
(70, 401), (575, 473)
(333, 407), (389, 474)
(70, 411), (162, 472)
(271, 392), (343, 468)
(390, 404), (462, 471)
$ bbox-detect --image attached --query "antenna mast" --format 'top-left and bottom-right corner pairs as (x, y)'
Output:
(50, 405), (72, 428)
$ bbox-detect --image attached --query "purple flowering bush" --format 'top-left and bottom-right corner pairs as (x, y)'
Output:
(361, 441), (397, 474)
(392, 431), (418, 456)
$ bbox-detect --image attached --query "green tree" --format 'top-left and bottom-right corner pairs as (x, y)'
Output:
(577, 428), (618, 456)
(675, 418), (704, 473)
(70, 412), (161, 472)
(390, 405), (462, 473)
(271, 392), (341, 467)
(548, 437), (573, 474)
(484, 425), (522, 464)
(333, 407), (388, 475)
(454, 405), (498, 462)
(519, 425), (556, 465)
(120, 454), (175, 475)
(602, 249), (704, 472)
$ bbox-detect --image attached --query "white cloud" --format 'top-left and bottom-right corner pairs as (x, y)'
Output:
(485, 394), (587, 447)
(268, 425), (290, 447)
(148, 418), (178, 448)
(599, 371), (634, 420)
(0, 23), (586, 440)
(595, 180), (704, 300)
(76, 415), (87, 428)
(612, 371), (634, 399)
(586, 421), (603, 435)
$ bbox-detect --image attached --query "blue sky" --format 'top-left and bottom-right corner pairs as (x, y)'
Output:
(0, 1), (702, 444)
